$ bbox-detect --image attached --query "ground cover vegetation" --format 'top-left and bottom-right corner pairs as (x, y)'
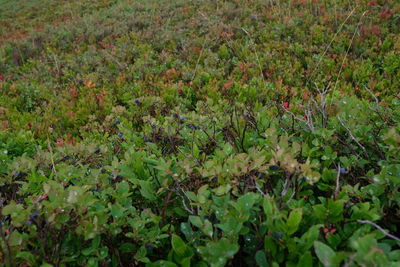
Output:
(0, 0), (400, 266)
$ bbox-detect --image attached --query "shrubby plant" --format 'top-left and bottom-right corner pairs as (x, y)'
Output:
(1, 0), (400, 266)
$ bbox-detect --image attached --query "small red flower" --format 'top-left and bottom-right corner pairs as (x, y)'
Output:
(55, 138), (64, 147)
(282, 102), (290, 109)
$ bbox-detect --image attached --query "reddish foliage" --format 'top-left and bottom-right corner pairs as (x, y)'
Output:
(223, 80), (234, 89)
(97, 94), (103, 105)
(165, 68), (180, 81)
(68, 87), (79, 98)
(380, 8), (393, 20)
(0, 74), (4, 81)
(367, 1), (378, 7)
(361, 25), (381, 37)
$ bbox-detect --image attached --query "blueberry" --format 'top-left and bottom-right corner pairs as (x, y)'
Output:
(187, 124), (196, 130)
(62, 155), (71, 161)
(172, 113), (179, 118)
(90, 188), (100, 193)
(109, 173), (115, 183)
(12, 172), (28, 179)
(273, 232), (283, 239)
(117, 132), (123, 138)
(29, 212), (39, 220)
(340, 168), (347, 174)
(25, 220), (33, 225)
(94, 147), (101, 153)
(256, 172), (267, 179)
(269, 165), (280, 171)
(208, 213), (218, 224)
(142, 135), (151, 142)
(212, 177), (218, 182)
(179, 115), (185, 122)
(244, 113), (252, 119)
(135, 98), (141, 105)
(146, 246), (155, 252)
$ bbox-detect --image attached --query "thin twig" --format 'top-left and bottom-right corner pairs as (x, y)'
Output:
(357, 220), (400, 242)
(334, 163), (340, 200)
(330, 11), (367, 105)
(306, 9), (356, 84)
(363, 85), (379, 106)
(0, 220), (13, 267)
(47, 137), (57, 175)
(337, 116), (367, 155)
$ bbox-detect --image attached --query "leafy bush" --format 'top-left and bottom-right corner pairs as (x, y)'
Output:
(1, 0), (400, 266)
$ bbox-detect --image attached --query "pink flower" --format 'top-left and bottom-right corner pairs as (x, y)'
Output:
(282, 102), (290, 109)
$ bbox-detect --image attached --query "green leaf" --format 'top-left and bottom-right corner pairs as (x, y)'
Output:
(171, 234), (188, 257)
(189, 216), (202, 228)
(139, 180), (156, 201)
(16, 251), (36, 266)
(146, 260), (178, 267)
(255, 250), (268, 267)
(197, 238), (239, 267)
(236, 193), (259, 212)
(9, 230), (23, 246)
(213, 184), (231, 196)
(314, 241), (337, 267)
(110, 203), (125, 219)
(189, 216), (213, 238)
(286, 208), (302, 235)
(297, 252), (312, 267)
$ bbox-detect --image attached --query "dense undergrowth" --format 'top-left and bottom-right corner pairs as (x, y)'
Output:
(0, 0), (400, 266)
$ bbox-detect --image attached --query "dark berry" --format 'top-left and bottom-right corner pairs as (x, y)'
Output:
(187, 124), (196, 130)
(12, 172), (28, 179)
(340, 168), (347, 174)
(117, 132), (123, 138)
(90, 188), (100, 193)
(269, 165), (280, 171)
(62, 155), (71, 161)
(29, 212), (39, 220)
(273, 232), (283, 239)
(172, 113), (179, 118)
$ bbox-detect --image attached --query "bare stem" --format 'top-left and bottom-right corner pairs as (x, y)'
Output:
(357, 220), (400, 243)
